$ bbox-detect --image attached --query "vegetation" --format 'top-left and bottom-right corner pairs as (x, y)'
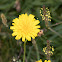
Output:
(0, 0), (62, 62)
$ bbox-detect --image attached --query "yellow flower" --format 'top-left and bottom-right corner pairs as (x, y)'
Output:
(44, 60), (51, 62)
(10, 13), (40, 41)
(36, 59), (42, 62)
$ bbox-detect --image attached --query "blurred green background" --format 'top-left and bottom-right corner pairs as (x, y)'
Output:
(0, 0), (62, 62)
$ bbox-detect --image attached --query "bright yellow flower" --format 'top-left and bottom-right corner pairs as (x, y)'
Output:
(10, 13), (40, 41)
(36, 59), (42, 62)
(44, 60), (51, 62)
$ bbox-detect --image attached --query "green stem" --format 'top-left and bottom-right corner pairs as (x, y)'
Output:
(23, 40), (27, 62)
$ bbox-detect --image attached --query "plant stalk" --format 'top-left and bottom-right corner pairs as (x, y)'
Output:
(23, 40), (27, 62)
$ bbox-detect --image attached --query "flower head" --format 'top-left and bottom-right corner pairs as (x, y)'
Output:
(10, 13), (40, 41)
(36, 59), (42, 62)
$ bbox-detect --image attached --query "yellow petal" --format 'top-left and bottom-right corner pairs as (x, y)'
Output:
(10, 26), (15, 30)
(12, 18), (19, 22)
(26, 36), (31, 41)
(12, 32), (17, 36)
(15, 35), (22, 40)
(22, 36), (25, 41)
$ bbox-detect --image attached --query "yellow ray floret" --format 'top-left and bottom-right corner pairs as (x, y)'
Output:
(10, 13), (40, 42)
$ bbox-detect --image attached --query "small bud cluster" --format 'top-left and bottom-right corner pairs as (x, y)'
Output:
(40, 7), (51, 21)
(43, 46), (54, 55)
